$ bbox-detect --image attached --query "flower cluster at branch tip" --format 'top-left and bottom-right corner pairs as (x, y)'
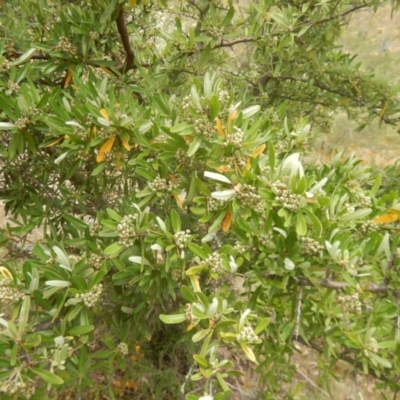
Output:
(259, 233), (274, 247)
(363, 337), (378, 357)
(117, 342), (129, 356)
(271, 180), (301, 211)
(148, 176), (179, 192)
(205, 252), (222, 274)
(192, 117), (216, 140)
(0, 377), (35, 398)
(88, 253), (104, 269)
(359, 220), (378, 235)
(117, 214), (138, 247)
(236, 325), (259, 344)
(0, 279), (24, 308)
(358, 193), (372, 207)
(75, 284), (103, 308)
(225, 126), (245, 148)
(174, 230), (191, 248)
(337, 292), (362, 314)
(301, 237), (324, 256)
(218, 89), (230, 104)
(185, 303), (196, 323)
(53, 36), (77, 54)
(0, 59), (12, 72)
(208, 196), (232, 212)
(236, 184), (264, 213)
(7, 80), (20, 94)
(89, 221), (100, 237)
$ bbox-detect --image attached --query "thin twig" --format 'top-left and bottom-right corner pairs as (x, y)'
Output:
(116, 7), (135, 73)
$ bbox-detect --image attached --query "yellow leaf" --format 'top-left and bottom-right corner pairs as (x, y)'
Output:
(222, 209), (232, 233)
(0, 267), (13, 279)
(189, 274), (201, 292)
(251, 144), (266, 158)
(100, 66), (112, 75)
(216, 165), (234, 173)
(184, 135), (194, 143)
(373, 213), (398, 224)
(100, 109), (109, 120)
(379, 102), (387, 123)
(45, 136), (64, 147)
(96, 136), (115, 162)
(187, 323), (196, 331)
(216, 118), (225, 137)
(129, 0), (137, 6)
(227, 110), (238, 129)
(121, 139), (131, 151)
(174, 194), (184, 210)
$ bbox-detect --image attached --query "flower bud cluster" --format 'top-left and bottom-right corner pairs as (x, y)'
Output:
(0, 378), (35, 398)
(359, 220), (378, 235)
(153, 133), (168, 143)
(149, 176), (179, 193)
(225, 126), (244, 148)
(205, 252), (222, 274)
(358, 193), (372, 207)
(185, 303), (196, 322)
(89, 221), (100, 237)
(246, 63), (259, 80)
(0, 59), (12, 72)
(117, 214), (138, 247)
(208, 26), (225, 39)
(363, 337), (378, 357)
(73, 125), (89, 140)
(344, 203), (355, 213)
(236, 184), (264, 213)
(337, 293), (362, 314)
(0, 279), (24, 308)
(50, 343), (72, 370)
(208, 197), (231, 212)
(234, 241), (247, 254)
(88, 253), (104, 269)
(259, 233), (274, 247)
(218, 89), (229, 104)
(346, 179), (360, 192)
(300, 237), (323, 256)
(174, 230), (191, 249)
(89, 31), (99, 41)
(182, 95), (193, 110)
(14, 117), (30, 130)
(53, 36), (77, 54)
(170, 268), (182, 281)
(75, 284), (103, 308)
(8, 80), (20, 93)
(192, 117), (216, 140)
(271, 181), (301, 211)
(117, 342), (129, 356)
(98, 127), (112, 140)
(236, 325), (259, 344)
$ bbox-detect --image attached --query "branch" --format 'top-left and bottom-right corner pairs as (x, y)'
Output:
(116, 7), (135, 73)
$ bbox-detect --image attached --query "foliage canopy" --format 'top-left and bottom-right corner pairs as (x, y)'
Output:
(1, 0), (400, 398)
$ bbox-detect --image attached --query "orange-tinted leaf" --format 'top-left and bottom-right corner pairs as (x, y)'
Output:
(100, 109), (109, 120)
(251, 144), (266, 158)
(96, 136), (115, 162)
(187, 323), (196, 331)
(121, 139), (131, 151)
(63, 65), (75, 88)
(216, 165), (234, 173)
(184, 135), (194, 143)
(100, 66), (112, 75)
(373, 213), (399, 224)
(169, 174), (179, 183)
(45, 136), (64, 147)
(228, 110), (238, 129)
(222, 209), (232, 232)
(216, 118), (225, 137)
(174, 194), (184, 210)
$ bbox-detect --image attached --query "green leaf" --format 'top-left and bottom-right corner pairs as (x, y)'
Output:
(187, 136), (202, 157)
(90, 162), (106, 176)
(255, 318), (270, 335)
(180, 285), (197, 302)
(188, 243), (208, 260)
(198, 43), (211, 70)
(106, 208), (122, 222)
(193, 354), (210, 368)
(296, 212), (307, 236)
(192, 328), (211, 343)
(239, 342), (257, 364)
(170, 209), (181, 233)
(30, 367), (64, 385)
(67, 325), (95, 335)
(104, 242), (123, 255)
(159, 314), (186, 324)
(18, 296), (30, 334)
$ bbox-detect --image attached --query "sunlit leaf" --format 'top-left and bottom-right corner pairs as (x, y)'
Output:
(97, 136), (115, 162)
